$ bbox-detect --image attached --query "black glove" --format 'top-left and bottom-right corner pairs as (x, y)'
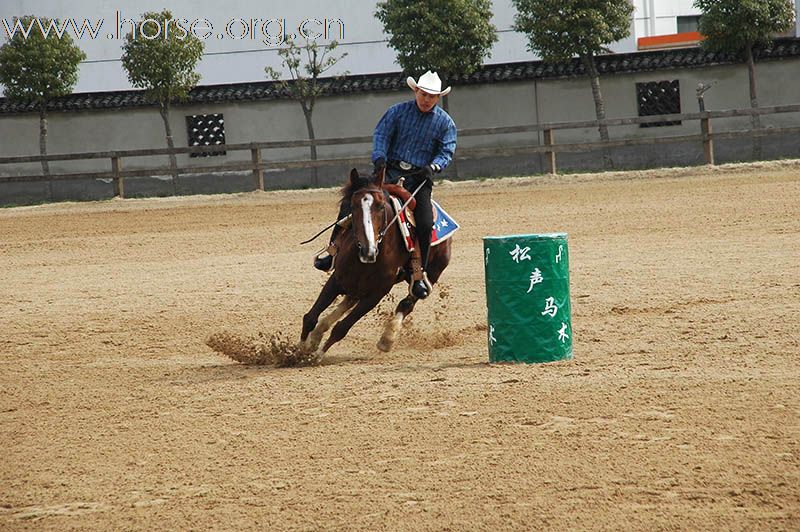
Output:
(373, 157), (386, 175)
(420, 165), (434, 186)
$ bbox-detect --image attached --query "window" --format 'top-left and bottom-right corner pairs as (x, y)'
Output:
(677, 15), (701, 34)
(636, 80), (681, 128)
(186, 113), (226, 157)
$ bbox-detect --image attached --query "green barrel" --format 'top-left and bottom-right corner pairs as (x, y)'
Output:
(483, 233), (573, 363)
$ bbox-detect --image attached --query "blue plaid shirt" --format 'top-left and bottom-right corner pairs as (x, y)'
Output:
(372, 100), (457, 170)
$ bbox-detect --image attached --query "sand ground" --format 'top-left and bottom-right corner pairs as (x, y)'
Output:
(1, 161), (798, 530)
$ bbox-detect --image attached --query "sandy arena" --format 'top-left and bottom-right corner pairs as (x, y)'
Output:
(1, 162), (798, 530)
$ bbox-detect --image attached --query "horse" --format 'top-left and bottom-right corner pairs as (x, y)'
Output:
(300, 168), (452, 359)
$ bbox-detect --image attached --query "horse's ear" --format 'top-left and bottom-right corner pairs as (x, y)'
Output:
(374, 166), (385, 189)
(349, 168), (359, 184)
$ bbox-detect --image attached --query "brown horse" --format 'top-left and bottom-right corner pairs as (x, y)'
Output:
(300, 168), (451, 359)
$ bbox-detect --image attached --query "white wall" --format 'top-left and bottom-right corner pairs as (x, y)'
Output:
(0, 0), (636, 96)
(2, 0), (398, 92)
(2, 0), (797, 97)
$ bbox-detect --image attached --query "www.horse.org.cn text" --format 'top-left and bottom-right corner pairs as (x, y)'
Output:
(2, 11), (346, 46)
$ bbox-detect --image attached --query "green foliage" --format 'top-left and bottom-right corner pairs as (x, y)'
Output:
(512, 0), (633, 63)
(695, 0), (796, 52)
(120, 10), (204, 105)
(0, 15), (86, 105)
(265, 38), (348, 113)
(375, 0), (498, 76)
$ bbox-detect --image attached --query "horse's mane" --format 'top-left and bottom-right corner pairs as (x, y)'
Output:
(339, 173), (374, 208)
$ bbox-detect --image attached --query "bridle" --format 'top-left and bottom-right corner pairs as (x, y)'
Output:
(352, 186), (391, 255)
(300, 168), (429, 257)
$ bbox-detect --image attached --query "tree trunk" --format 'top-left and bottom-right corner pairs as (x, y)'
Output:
(441, 95), (459, 179)
(301, 104), (319, 187)
(745, 44), (762, 160)
(159, 102), (179, 194)
(582, 54), (613, 169)
(39, 104), (53, 201)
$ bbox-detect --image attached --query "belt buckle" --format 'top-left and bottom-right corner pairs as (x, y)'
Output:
(399, 161), (412, 171)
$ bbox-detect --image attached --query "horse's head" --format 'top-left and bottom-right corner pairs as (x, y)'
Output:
(346, 167), (388, 263)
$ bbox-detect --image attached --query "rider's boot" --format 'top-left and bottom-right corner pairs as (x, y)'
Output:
(411, 271), (433, 299)
(410, 230), (433, 299)
(314, 224), (342, 272)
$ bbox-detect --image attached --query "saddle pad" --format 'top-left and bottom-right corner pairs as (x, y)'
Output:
(389, 196), (460, 252)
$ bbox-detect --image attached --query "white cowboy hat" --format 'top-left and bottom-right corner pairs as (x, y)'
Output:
(406, 70), (451, 96)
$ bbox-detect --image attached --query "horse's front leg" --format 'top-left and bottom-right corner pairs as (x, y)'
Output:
(301, 276), (342, 344)
(377, 296), (418, 352)
(319, 293), (384, 355)
(305, 296), (356, 351)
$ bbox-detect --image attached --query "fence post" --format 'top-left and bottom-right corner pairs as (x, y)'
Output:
(543, 128), (556, 174)
(701, 115), (714, 165)
(111, 155), (124, 198)
(251, 146), (264, 191)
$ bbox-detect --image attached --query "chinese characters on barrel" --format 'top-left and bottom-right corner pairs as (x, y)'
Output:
(487, 240), (570, 348)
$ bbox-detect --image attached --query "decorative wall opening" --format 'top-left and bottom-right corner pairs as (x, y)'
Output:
(186, 114), (226, 157)
(637, 80), (681, 127)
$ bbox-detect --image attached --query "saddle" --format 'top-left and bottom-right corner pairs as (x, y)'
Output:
(382, 183), (416, 210)
(381, 182), (459, 293)
(316, 181), (458, 296)
(382, 184), (458, 252)
(382, 183), (426, 288)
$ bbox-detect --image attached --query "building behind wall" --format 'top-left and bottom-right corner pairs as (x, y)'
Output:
(633, 0), (702, 40)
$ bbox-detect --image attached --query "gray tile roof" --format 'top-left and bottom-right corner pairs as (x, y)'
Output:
(1, 37), (798, 115)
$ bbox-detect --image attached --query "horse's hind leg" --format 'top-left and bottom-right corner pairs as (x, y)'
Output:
(426, 242), (451, 286)
(378, 243), (451, 352)
(305, 296), (356, 351)
(377, 296), (417, 352)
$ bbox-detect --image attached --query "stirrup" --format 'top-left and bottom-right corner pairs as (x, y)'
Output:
(409, 272), (433, 299)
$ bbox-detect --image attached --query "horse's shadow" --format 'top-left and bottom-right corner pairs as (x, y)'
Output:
(181, 352), (486, 384)
(175, 352), (373, 383)
(378, 361), (490, 373)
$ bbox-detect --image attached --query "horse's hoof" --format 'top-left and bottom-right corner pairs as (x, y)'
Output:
(376, 338), (393, 352)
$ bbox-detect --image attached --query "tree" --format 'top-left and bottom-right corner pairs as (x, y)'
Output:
(0, 15), (86, 196)
(266, 38), (348, 187)
(121, 10), (204, 191)
(375, 0), (497, 79)
(695, 0), (796, 159)
(513, 0), (633, 168)
(376, 0), (497, 177)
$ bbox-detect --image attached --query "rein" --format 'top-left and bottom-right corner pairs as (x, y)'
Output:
(377, 179), (426, 244)
(299, 168), (428, 247)
(300, 217), (346, 246)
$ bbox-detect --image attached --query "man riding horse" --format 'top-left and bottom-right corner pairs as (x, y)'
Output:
(314, 70), (457, 300)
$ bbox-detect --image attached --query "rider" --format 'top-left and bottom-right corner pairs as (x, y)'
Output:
(314, 70), (457, 300)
